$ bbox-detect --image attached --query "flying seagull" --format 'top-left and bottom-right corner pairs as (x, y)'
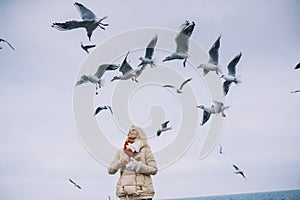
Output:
(163, 78), (192, 93)
(219, 144), (225, 155)
(197, 35), (222, 75)
(111, 51), (147, 82)
(0, 38), (15, 50)
(94, 105), (113, 116)
(51, 2), (108, 41)
(75, 64), (119, 95)
(162, 20), (195, 67)
(138, 34), (158, 67)
(232, 164), (246, 179)
(220, 52), (242, 96)
(196, 100), (230, 125)
(295, 63), (300, 70)
(68, 178), (82, 189)
(157, 121), (172, 137)
(80, 42), (96, 54)
(291, 90), (300, 93)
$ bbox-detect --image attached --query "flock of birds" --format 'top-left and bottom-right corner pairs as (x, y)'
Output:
(2, 1), (298, 196)
(50, 2), (248, 182)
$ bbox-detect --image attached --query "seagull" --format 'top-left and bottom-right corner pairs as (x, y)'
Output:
(196, 100), (230, 125)
(51, 2), (108, 41)
(163, 78), (192, 93)
(138, 34), (158, 67)
(219, 144), (225, 155)
(94, 105), (113, 116)
(295, 63), (300, 70)
(291, 90), (300, 93)
(0, 38), (15, 50)
(162, 20), (195, 67)
(68, 178), (82, 189)
(197, 35), (222, 75)
(220, 52), (242, 96)
(80, 42), (96, 54)
(232, 164), (246, 179)
(75, 64), (119, 95)
(157, 121), (172, 137)
(111, 51), (147, 82)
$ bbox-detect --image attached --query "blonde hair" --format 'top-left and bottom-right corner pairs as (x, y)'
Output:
(130, 125), (150, 148)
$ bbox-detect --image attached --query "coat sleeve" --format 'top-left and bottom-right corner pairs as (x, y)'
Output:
(108, 149), (123, 175)
(135, 147), (158, 175)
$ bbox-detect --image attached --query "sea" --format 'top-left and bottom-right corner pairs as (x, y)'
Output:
(162, 189), (300, 200)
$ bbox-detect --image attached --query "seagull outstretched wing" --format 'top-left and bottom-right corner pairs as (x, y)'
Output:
(175, 22), (194, 54)
(179, 78), (192, 90)
(0, 39), (15, 50)
(119, 51), (133, 75)
(74, 2), (97, 20)
(145, 34), (158, 59)
(208, 35), (221, 65)
(227, 52), (242, 76)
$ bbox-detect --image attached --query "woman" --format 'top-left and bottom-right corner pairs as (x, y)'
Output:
(108, 125), (158, 200)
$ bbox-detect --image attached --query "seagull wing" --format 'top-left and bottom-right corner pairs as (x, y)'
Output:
(52, 20), (88, 31)
(157, 129), (162, 137)
(179, 78), (192, 90)
(227, 52), (242, 76)
(163, 85), (176, 89)
(161, 120), (170, 129)
(84, 44), (96, 49)
(208, 35), (221, 65)
(75, 75), (90, 86)
(239, 171), (247, 179)
(94, 106), (104, 116)
(119, 51), (133, 75)
(175, 22), (194, 54)
(223, 80), (232, 96)
(107, 105), (113, 115)
(201, 110), (211, 125)
(145, 34), (158, 59)
(295, 63), (300, 70)
(95, 64), (111, 79)
(74, 2), (97, 20)
(232, 164), (239, 171)
(0, 39), (15, 50)
(105, 64), (120, 71)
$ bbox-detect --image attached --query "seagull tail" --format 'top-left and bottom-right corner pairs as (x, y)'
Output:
(236, 74), (242, 85)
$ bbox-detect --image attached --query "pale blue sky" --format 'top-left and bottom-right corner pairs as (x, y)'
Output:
(0, 0), (300, 199)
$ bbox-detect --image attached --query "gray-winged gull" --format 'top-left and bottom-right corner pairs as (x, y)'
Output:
(51, 2), (108, 41)
(111, 51), (147, 82)
(162, 21), (195, 67)
(196, 100), (229, 125)
(197, 35), (222, 75)
(75, 64), (119, 95)
(0, 38), (15, 50)
(157, 120), (172, 137)
(163, 78), (192, 93)
(80, 42), (96, 54)
(68, 178), (82, 189)
(220, 52), (242, 96)
(94, 105), (113, 116)
(138, 34), (158, 67)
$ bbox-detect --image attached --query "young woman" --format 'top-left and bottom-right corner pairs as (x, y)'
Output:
(108, 125), (158, 200)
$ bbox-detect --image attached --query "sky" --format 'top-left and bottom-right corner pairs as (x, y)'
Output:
(0, 0), (300, 199)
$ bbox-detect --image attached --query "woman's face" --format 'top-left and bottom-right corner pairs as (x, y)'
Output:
(127, 126), (138, 143)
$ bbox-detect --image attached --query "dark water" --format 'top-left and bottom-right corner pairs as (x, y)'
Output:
(163, 189), (300, 200)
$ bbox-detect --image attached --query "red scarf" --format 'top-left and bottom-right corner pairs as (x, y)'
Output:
(123, 140), (134, 157)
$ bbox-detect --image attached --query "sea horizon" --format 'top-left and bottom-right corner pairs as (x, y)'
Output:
(161, 188), (300, 200)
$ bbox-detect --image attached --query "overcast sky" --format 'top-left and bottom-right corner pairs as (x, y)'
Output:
(1, 0), (300, 199)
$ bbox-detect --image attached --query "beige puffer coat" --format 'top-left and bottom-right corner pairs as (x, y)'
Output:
(108, 146), (158, 199)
